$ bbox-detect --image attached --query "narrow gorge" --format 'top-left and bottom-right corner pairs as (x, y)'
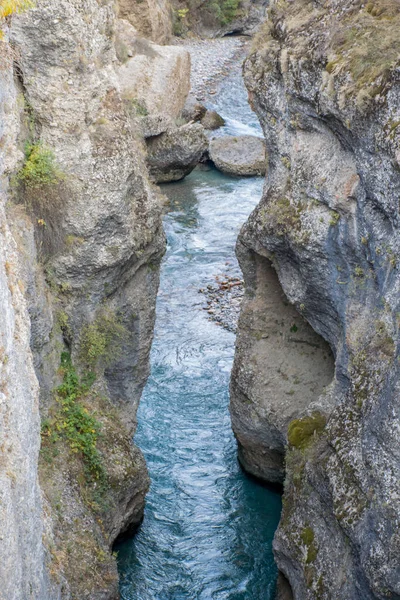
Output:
(1, 0), (400, 599)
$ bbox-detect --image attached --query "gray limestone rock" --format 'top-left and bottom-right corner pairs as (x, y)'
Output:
(116, 19), (191, 121)
(230, 245), (334, 484)
(0, 47), (58, 600)
(231, 0), (400, 598)
(201, 109), (226, 130)
(117, 0), (173, 44)
(209, 135), (267, 176)
(146, 123), (208, 182)
(137, 113), (174, 138)
(4, 0), (166, 597)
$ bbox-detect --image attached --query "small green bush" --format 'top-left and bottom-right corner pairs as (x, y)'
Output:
(287, 412), (327, 450)
(42, 352), (104, 480)
(79, 310), (129, 368)
(17, 142), (62, 188)
(173, 7), (189, 36)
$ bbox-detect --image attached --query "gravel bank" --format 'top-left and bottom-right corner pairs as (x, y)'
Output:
(199, 272), (244, 333)
(173, 37), (249, 101)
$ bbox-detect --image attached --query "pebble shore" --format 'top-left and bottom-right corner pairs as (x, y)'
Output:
(174, 37), (249, 101)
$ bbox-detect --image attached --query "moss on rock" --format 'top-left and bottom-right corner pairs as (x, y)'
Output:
(287, 412), (327, 450)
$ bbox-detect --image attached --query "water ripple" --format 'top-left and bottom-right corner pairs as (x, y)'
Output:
(117, 64), (281, 600)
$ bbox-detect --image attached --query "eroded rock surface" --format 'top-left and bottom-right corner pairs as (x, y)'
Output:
(118, 0), (173, 44)
(231, 249), (334, 484)
(232, 0), (400, 598)
(116, 19), (191, 121)
(0, 46), (57, 600)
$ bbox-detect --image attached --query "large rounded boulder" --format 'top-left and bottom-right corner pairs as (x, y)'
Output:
(146, 123), (208, 183)
(209, 135), (267, 176)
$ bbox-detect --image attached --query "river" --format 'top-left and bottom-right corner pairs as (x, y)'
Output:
(116, 48), (282, 600)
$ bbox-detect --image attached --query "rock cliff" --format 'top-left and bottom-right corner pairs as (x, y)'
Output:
(0, 44), (57, 600)
(231, 0), (400, 598)
(1, 0), (171, 596)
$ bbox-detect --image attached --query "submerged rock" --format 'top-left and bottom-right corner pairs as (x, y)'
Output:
(146, 123), (208, 182)
(209, 135), (266, 176)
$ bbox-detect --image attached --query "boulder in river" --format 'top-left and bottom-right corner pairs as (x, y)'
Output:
(181, 94), (207, 123)
(201, 110), (226, 131)
(209, 135), (267, 176)
(146, 123), (208, 183)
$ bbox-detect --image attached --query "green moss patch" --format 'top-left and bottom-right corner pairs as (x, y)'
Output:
(287, 412), (327, 450)
(300, 526), (319, 564)
(260, 197), (303, 236)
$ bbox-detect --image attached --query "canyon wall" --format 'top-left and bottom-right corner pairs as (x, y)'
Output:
(0, 45), (57, 600)
(0, 0), (181, 596)
(231, 0), (400, 598)
(118, 0), (268, 41)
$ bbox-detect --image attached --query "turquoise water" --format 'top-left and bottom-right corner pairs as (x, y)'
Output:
(116, 54), (282, 600)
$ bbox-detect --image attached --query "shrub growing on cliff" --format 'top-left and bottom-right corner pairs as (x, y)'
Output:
(79, 310), (129, 368)
(173, 7), (189, 36)
(41, 352), (104, 481)
(15, 142), (66, 260)
(17, 142), (62, 188)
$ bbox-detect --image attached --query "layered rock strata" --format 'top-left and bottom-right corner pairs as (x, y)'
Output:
(231, 0), (400, 598)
